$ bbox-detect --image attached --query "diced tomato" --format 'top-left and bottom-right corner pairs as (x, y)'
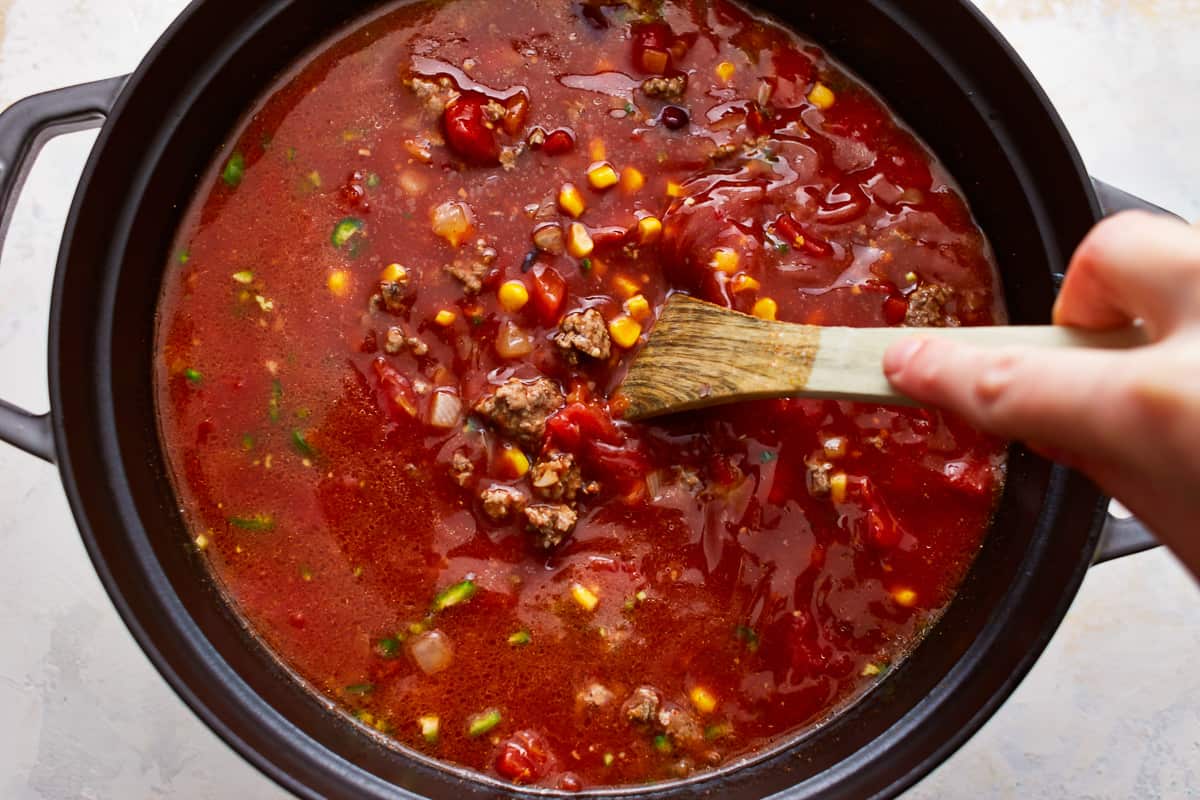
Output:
(631, 21), (675, 73)
(372, 357), (419, 421)
(495, 730), (556, 784)
(883, 295), (908, 326)
(529, 265), (567, 324)
(196, 419), (215, 445)
(541, 128), (575, 156)
(842, 478), (903, 550)
(545, 402), (623, 452)
(773, 213), (833, 258)
(443, 92), (500, 165)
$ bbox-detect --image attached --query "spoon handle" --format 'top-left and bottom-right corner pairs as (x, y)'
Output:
(616, 296), (1146, 420)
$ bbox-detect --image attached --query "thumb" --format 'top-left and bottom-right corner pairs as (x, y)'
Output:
(883, 337), (1131, 463)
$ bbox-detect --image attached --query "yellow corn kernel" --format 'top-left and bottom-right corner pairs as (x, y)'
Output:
(566, 223), (595, 258)
(730, 273), (760, 294)
(689, 686), (718, 714)
(666, 181), (684, 198)
(613, 275), (641, 298)
(587, 162), (620, 191)
(716, 61), (736, 83)
(893, 588), (918, 608)
(558, 182), (586, 218)
(590, 138), (607, 162)
(808, 82), (836, 110)
(380, 263), (408, 283)
(752, 297), (778, 321)
(710, 248), (740, 274)
(621, 167), (646, 193)
(571, 582), (599, 612)
(327, 270), (350, 297)
(608, 315), (643, 349)
(500, 445), (530, 478)
(905, 271), (919, 284)
(624, 294), (650, 320)
(637, 216), (663, 245)
(823, 437), (847, 459)
(498, 280), (530, 312)
(830, 472), (848, 504)
(434, 309), (456, 326)
(861, 663), (882, 677)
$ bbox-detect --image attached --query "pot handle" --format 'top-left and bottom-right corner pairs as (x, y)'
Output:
(1085, 178), (1179, 564)
(0, 76), (127, 463)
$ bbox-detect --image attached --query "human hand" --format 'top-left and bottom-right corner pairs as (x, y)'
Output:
(883, 211), (1200, 575)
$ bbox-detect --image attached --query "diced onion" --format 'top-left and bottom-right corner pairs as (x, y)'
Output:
(429, 391), (462, 429)
(408, 629), (454, 675)
(495, 321), (534, 359)
(431, 200), (473, 247)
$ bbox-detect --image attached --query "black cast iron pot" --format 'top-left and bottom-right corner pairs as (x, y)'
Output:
(0, 1), (1170, 797)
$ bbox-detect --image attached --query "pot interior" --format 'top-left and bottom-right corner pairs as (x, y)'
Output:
(52, 1), (1104, 797)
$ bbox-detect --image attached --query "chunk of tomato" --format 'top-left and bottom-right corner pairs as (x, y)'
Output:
(496, 730), (556, 784)
(443, 92), (500, 165)
(530, 265), (567, 324)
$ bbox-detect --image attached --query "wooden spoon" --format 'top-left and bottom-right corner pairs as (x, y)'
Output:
(615, 295), (1146, 421)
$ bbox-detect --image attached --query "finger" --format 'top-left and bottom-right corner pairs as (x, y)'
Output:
(1055, 210), (1200, 335)
(883, 337), (1131, 460)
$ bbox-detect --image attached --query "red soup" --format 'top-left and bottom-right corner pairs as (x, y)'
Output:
(155, 0), (1007, 790)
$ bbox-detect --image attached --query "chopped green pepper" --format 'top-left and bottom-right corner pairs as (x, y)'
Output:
(735, 624), (759, 652)
(232, 270), (255, 285)
(177, 250), (190, 264)
(291, 429), (318, 459)
(507, 630), (531, 647)
(183, 368), (203, 385)
(229, 514), (275, 532)
(418, 715), (440, 743)
(374, 637), (400, 659)
(760, 450), (778, 464)
(222, 152), (246, 187)
(467, 708), (502, 737)
(269, 379), (283, 422)
(433, 578), (476, 612)
(332, 217), (365, 249)
(653, 734), (672, 753)
(705, 722), (734, 741)
(344, 683), (374, 696)
(366, 172), (381, 188)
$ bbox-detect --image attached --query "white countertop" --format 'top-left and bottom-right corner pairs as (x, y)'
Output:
(0, 1), (1197, 797)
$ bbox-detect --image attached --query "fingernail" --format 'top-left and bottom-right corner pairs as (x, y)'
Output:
(883, 338), (925, 377)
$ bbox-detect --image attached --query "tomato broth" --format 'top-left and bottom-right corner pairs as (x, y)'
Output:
(155, 0), (1007, 790)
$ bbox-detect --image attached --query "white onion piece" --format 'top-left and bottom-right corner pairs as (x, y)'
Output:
(431, 200), (473, 247)
(408, 630), (454, 675)
(429, 391), (462, 429)
(495, 321), (534, 359)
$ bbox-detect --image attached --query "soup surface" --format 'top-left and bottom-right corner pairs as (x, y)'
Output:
(156, 0), (1007, 790)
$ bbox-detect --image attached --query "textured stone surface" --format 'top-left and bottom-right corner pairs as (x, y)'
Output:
(0, 1), (1196, 798)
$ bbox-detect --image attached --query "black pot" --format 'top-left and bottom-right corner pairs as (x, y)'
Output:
(0, 1), (1168, 798)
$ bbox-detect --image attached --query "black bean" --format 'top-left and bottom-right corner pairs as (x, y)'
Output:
(660, 105), (690, 131)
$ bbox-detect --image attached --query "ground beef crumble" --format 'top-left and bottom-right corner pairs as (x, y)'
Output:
(408, 76), (459, 115)
(480, 485), (526, 521)
(445, 239), (498, 293)
(474, 377), (564, 446)
(450, 452), (474, 487)
(524, 503), (578, 549)
(554, 308), (612, 363)
(624, 686), (661, 723)
(806, 458), (834, 498)
(641, 75), (687, 100)
(904, 283), (961, 328)
(530, 452), (583, 502)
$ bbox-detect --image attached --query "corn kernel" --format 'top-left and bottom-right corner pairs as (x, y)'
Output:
(558, 182), (586, 218)
(380, 263), (408, 283)
(893, 588), (918, 608)
(587, 162), (620, 191)
(498, 280), (530, 312)
(624, 294), (650, 320)
(194, 533), (209, 550)
(823, 437), (847, 458)
(689, 686), (718, 714)
(434, 309), (456, 326)
(567, 223), (595, 258)
(621, 167), (645, 193)
(905, 271), (919, 284)
(830, 472), (848, 504)
(730, 273), (760, 294)
(608, 315), (643, 349)
(752, 297), (778, 321)
(590, 139), (607, 162)
(637, 216), (663, 244)
(418, 715), (440, 743)
(808, 82), (836, 110)
(613, 275), (641, 298)
(710, 248), (740, 274)
(571, 582), (600, 612)
(666, 181), (684, 198)
(861, 663), (882, 677)
(716, 61), (736, 83)
(327, 270), (350, 297)
(500, 445), (530, 478)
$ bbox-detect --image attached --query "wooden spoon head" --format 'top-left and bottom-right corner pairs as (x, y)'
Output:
(614, 295), (820, 421)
